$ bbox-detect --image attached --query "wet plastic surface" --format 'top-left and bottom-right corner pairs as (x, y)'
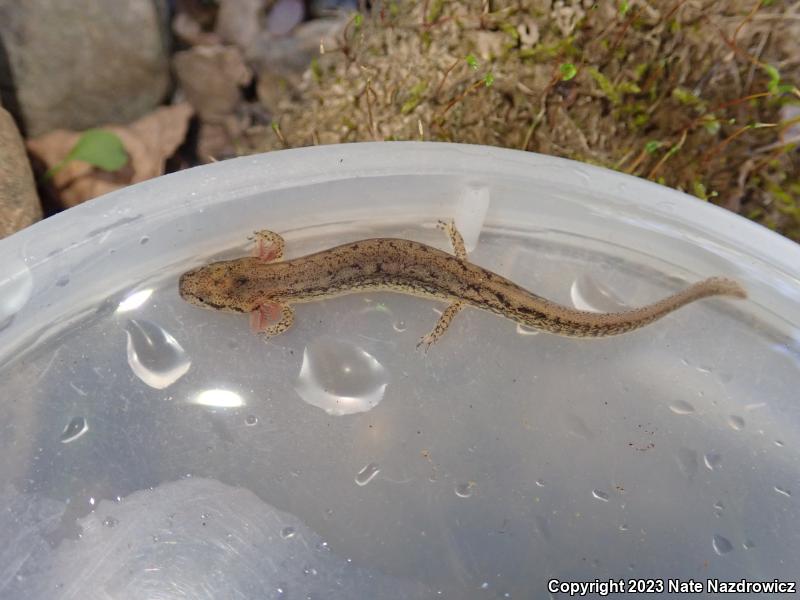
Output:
(1, 143), (799, 599)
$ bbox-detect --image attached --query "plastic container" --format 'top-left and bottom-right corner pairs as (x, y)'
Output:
(1, 142), (798, 599)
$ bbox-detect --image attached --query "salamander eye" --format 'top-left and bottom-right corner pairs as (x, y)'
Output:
(234, 277), (248, 286)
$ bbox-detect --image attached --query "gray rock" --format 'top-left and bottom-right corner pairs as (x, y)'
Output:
(265, 0), (305, 36)
(216, 0), (272, 50)
(247, 17), (346, 76)
(308, 0), (357, 18)
(173, 45), (252, 120)
(0, 106), (41, 238)
(0, 0), (170, 137)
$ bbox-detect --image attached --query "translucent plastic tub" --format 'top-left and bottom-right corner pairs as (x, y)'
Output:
(1, 142), (799, 599)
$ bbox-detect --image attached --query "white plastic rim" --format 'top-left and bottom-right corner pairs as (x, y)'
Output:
(0, 141), (798, 359)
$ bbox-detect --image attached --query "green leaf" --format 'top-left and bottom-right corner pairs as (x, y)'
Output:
(466, 54), (479, 70)
(619, 0), (630, 16)
(645, 140), (662, 154)
(559, 63), (577, 81)
(483, 72), (495, 87)
(46, 128), (128, 179)
(354, 12), (363, 28)
(763, 64), (781, 93)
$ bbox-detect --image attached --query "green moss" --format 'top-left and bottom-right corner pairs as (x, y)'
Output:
(401, 82), (428, 114)
(427, 0), (444, 23)
(588, 68), (621, 104)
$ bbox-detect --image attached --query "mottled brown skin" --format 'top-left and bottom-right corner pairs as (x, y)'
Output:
(179, 235), (747, 340)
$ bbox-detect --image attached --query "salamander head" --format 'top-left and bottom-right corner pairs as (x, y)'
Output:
(178, 260), (261, 313)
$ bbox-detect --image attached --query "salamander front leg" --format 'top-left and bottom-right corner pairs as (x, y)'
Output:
(437, 219), (467, 260)
(250, 230), (285, 262)
(250, 302), (295, 338)
(417, 301), (464, 351)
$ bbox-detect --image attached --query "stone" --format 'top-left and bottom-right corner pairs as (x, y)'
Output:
(0, 0), (170, 137)
(0, 106), (41, 238)
(308, 0), (358, 19)
(265, 0), (305, 36)
(172, 11), (222, 47)
(247, 17), (346, 76)
(216, 0), (272, 50)
(173, 45), (252, 120)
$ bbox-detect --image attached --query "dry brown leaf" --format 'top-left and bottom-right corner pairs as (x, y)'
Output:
(27, 102), (194, 208)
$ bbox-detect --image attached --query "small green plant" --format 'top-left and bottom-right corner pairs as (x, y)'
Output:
(46, 129), (128, 179)
(560, 63), (577, 81)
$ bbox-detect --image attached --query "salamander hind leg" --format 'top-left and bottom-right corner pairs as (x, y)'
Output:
(437, 219), (467, 260)
(250, 302), (295, 338)
(417, 301), (464, 352)
(250, 230), (285, 262)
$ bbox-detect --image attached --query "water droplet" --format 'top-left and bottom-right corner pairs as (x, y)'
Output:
(245, 415), (258, 426)
(392, 320), (407, 332)
(280, 526), (296, 539)
(515, 323), (541, 336)
(676, 447), (698, 480)
(55, 275), (70, 287)
(669, 400), (695, 415)
(315, 540), (330, 552)
(152, 535), (160, 543)
(591, 489), (609, 502)
(704, 451), (722, 470)
(774, 486), (791, 497)
(275, 584), (288, 598)
(125, 319), (191, 389)
(727, 415), (745, 430)
(569, 275), (628, 312)
(713, 501), (724, 516)
(102, 516), (118, 528)
(355, 462), (381, 486)
(455, 482), (475, 498)
(618, 523), (629, 531)
(774, 439), (784, 447)
(712, 534), (733, 555)
(302, 566), (318, 576)
(139, 236), (149, 245)
(696, 365), (713, 374)
(743, 539), (755, 550)
(89, 497), (95, 506)
(535, 479), (546, 487)
(480, 581), (489, 590)
(294, 337), (388, 416)
(60, 417), (89, 443)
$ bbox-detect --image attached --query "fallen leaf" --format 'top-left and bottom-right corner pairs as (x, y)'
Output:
(28, 103), (194, 208)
